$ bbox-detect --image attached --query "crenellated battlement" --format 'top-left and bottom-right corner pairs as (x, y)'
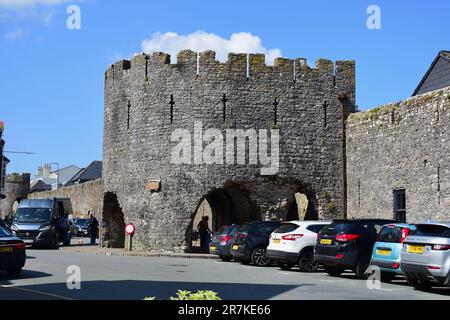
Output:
(105, 50), (355, 86)
(7, 173), (31, 184)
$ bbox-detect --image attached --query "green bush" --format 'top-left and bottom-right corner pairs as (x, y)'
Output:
(144, 290), (222, 301)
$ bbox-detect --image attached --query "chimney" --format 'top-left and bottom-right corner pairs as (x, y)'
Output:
(37, 166), (44, 176)
(42, 163), (52, 177)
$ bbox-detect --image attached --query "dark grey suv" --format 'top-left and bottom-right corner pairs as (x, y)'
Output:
(231, 221), (282, 267)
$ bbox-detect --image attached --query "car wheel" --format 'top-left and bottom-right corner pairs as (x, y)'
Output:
(381, 272), (396, 283)
(48, 235), (58, 250)
(277, 262), (295, 270)
(219, 255), (233, 262)
(324, 265), (344, 277)
(251, 247), (271, 267)
(355, 256), (371, 280)
(298, 249), (319, 272)
(6, 267), (22, 277)
(407, 277), (433, 290)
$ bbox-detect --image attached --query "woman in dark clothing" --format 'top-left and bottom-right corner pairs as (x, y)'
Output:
(88, 213), (99, 245)
(197, 216), (212, 249)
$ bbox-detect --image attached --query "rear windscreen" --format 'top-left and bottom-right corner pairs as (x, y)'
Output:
(412, 225), (450, 238)
(238, 224), (252, 233)
(274, 223), (298, 234)
(378, 226), (403, 243)
(321, 223), (354, 235)
(216, 226), (229, 234)
(307, 224), (329, 234)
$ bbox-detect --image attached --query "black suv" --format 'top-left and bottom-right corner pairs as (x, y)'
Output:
(231, 221), (282, 267)
(315, 219), (397, 279)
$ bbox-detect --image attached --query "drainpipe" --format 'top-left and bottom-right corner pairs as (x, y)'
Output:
(338, 93), (348, 219)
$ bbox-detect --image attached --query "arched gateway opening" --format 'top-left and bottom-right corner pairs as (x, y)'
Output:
(286, 192), (319, 221)
(188, 185), (257, 252)
(12, 197), (23, 216)
(101, 192), (125, 248)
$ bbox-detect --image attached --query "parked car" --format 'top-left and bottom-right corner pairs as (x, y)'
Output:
(231, 221), (282, 267)
(401, 222), (450, 290)
(209, 224), (239, 262)
(73, 218), (90, 237)
(315, 219), (397, 279)
(267, 221), (331, 272)
(0, 226), (26, 276)
(11, 198), (72, 249)
(369, 223), (416, 282)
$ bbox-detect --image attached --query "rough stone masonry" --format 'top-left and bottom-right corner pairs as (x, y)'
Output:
(102, 50), (356, 250)
(347, 86), (450, 222)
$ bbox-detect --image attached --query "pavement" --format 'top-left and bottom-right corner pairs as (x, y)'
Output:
(62, 239), (219, 260)
(0, 238), (449, 300)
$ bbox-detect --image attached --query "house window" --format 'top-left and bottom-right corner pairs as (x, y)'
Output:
(393, 189), (406, 222)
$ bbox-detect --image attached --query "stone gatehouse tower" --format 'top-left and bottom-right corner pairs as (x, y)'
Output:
(102, 50), (356, 251)
(0, 173), (30, 219)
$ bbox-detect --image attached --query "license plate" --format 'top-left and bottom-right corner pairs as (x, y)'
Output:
(232, 245), (239, 251)
(377, 249), (391, 256)
(210, 246), (216, 251)
(0, 247), (13, 253)
(320, 239), (332, 245)
(409, 245), (425, 254)
(24, 240), (34, 244)
(273, 239), (281, 245)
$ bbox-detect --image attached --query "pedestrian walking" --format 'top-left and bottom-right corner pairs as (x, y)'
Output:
(197, 216), (212, 249)
(88, 213), (99, 245)
(58, 214), (71, 246)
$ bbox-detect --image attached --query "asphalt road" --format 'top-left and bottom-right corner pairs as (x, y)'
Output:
(0, 239), (449, 300)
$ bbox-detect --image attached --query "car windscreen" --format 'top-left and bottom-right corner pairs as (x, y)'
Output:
(411, 225), (450, 238)
(378, 226), (403, 243)
(14, 208), (52, 223)
(0, 227), (12, 238)
(274, 223), (298, 234)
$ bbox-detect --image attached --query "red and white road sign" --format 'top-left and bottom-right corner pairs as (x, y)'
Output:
(125, 223), (135, 235)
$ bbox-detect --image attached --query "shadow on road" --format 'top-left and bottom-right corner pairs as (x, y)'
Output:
(5, 280), (306, 300)
(0, 270), (53, 283)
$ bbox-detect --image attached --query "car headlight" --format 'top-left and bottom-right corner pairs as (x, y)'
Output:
(11, 224), (19, 231)
(40, 225), (52, 231)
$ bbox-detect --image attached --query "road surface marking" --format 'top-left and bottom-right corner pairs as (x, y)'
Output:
(1, 285), (75, 300)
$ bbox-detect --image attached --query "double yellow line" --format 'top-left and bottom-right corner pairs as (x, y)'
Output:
(0, 285), (75, 300)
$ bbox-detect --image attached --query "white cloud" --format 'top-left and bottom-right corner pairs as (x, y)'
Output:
(4, 27), (28, 41)
(141, 31), (282, 65)
(0, 0), (66, 8)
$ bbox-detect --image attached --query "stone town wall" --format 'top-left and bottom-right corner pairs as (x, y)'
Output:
(28, 179), (103, 219)
(347, 87), (450, 222)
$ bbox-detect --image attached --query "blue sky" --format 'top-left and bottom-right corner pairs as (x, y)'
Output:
(0, 0), (448, 174)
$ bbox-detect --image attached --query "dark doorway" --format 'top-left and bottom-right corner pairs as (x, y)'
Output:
(393, 189), (406, 222)
(102, 192), (125, 248)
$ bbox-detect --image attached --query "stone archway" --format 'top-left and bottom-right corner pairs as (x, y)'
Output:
(101, 192), (125, 248)
(188, 185), (257, 251)
(12, 197), (23, 216)
(286, 192), (319, 221)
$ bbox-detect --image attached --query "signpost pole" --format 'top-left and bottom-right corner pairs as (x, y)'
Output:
(128, 233), (133, 251)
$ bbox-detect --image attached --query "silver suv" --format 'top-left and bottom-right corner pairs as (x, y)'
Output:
(401, 222), (450, 289)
